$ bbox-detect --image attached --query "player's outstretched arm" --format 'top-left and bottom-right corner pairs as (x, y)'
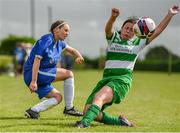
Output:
(66, 46), (84, 64)
(148, 5), (179, 43)
(105, 8), (120, 39)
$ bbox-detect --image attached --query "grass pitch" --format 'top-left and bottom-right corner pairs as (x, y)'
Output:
(0, 70), (180, 132)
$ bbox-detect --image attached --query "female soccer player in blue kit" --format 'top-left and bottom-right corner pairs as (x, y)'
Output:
(24, 20), (84, 119)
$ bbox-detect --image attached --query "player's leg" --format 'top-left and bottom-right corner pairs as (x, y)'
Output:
(24, 68), (62, 119)
(83, 104), (103, 121)
(101, 111), (135, 127)
(30, 88), (62, 112)
(76, 85), (113, 128)
(98, 80), (135, 127)
(76, 80), (134, 128)
(93, 80), (135, 127)
(25, 85), (62, 119)
(54, 68), (83, 116)
(82, 104), (134, 127)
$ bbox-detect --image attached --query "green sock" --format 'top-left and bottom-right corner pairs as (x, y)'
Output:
(101, 112), (120, 125)
(81, 104), (100, 126)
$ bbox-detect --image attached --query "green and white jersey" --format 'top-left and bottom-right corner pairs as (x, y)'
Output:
(103, 31), (148, 82)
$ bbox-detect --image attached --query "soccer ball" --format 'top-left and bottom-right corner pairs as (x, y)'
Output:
(133, 17), (156, 38)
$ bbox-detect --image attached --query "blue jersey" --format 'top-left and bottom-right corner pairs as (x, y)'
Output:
(24, 33), (68, 71)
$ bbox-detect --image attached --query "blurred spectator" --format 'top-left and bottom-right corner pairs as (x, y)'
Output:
(23, 43), (32, 61)
(13, 42), (27, 76)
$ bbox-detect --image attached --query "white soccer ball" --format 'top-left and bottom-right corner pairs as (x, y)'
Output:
(133, 17), (156, 38)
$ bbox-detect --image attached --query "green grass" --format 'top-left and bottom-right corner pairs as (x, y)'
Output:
(0, 70), (180, 132)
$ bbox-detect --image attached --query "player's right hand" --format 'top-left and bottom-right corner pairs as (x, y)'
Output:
(75, 56), (84, 64)
(29, 81), (38, 93)
(111, 8), (120, 18)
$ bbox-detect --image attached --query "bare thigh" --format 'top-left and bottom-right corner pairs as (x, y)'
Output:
(83, 86), (113, 121)
(92, 86), (113, 108)
(53, 68), (73, 82)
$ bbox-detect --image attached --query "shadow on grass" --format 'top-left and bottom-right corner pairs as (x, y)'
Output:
(0, 116), (26, 120)
(0, 116), (74, 120)
(0, 122), (73, 128)
(0, 116), (78, 130)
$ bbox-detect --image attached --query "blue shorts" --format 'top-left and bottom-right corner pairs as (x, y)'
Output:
(23, 67), (57, 99)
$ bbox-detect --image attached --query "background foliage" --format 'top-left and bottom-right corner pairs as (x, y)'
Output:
(0, 35), (35, 55)
(0, 36), (180, 73)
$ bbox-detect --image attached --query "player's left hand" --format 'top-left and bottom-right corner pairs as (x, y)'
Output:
(169, 5), (179, 15)
(75, 56), (84, 64)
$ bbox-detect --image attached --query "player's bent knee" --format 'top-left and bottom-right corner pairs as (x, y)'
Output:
(93, 95), (103, 103)
(67, 70), (74, 78)
(55, 93), (63, 104)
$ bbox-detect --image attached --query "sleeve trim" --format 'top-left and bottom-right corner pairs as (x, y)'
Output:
(35, 55), (43, 59)
(106, 31), (116, 45)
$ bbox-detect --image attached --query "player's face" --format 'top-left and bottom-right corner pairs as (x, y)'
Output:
(59, 24), (70, 40)
(120, 22), (134, 40)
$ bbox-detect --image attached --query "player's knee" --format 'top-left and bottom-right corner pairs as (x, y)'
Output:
(54, 93), (63, 104)
(67, 70), (74, 78)
(93, 95), (104, 104)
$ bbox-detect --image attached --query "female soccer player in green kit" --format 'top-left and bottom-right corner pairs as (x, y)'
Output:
(75, 5), (179, 128)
